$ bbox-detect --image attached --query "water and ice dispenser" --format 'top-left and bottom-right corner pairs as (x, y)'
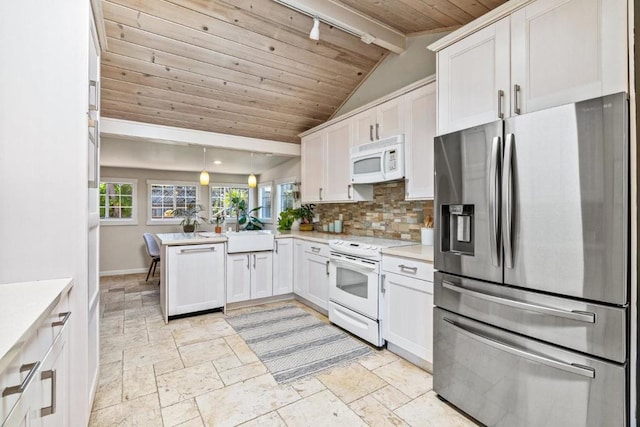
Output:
(440, 204), (474, 256)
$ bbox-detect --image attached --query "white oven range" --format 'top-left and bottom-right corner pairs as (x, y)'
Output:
(328, 237), (415, 347)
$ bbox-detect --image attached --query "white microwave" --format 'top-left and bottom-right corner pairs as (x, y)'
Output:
(350, 135), (405, 184)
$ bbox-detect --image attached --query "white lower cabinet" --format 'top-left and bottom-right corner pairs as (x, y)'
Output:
(227, 251), (273, 303)
(273, 238), (293, 296)
(382, 255), (434, 369)
(39, 320), (69, 427)
(292, 239), (306, 296)
(300, 242), (330, 311)
(167, 243), (225, 316)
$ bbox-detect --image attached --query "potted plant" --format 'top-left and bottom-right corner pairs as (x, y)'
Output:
(294, 204), (315, 231)
(212, 213), (225, 234)
(229, 195), (264, 231)
(173, 204), (206, 233)
(277, 208), (296, 231)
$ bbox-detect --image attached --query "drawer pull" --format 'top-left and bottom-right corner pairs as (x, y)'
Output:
(52, 311), (71, 327)
(180, 247), (216, 254)
(442, 281), (595, 323)
(41, 369), (57, 417)
(311, 247), (321, 253)
(443, 318), (595, 378)
(2, 361), (41, 397)
(399, 264), (418, 273)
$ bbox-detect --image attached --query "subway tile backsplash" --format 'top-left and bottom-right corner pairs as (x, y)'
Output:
(315, 181), (433, 242)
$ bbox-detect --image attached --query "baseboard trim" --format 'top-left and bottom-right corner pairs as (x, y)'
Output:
(99, 268), (148, 277)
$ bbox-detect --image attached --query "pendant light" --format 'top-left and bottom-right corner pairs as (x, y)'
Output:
(309, 17), (320, 40)
(200, 147), (209, 186)
(248, 152), (257, 188)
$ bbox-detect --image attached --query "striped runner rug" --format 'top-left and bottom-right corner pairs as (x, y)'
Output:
(226, 305), (373, 383)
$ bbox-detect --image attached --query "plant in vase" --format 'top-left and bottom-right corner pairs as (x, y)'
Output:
(277, 208), (296, 231)
(212, 213), (225, 234)
(294, 204), (315, 231)
(173, 204), (207, 233)
(229, 195), (264, 231)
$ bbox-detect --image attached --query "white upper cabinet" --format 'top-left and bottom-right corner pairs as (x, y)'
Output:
(301, 131), (324, 203)
(404, 82), (437, 200)
(510, 0), (627, 115)
(352, 97), (405, 145)
(437, 18), (511, 135)
(323, 120), (353, 202)
(434, 0), (627, 135)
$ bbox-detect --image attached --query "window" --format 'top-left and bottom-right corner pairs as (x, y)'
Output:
(148, 180), (198, 223)
(210, 185), (249, 221)
(258, 183), (273, 222)
(99, 179), (137, 225)
(277, 182), (295, 213)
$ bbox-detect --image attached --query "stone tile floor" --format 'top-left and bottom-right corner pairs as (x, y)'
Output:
(90, 273), (477, 427)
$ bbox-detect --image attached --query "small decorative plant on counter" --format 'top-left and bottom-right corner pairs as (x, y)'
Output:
(277, 208), (296, 231)
(173, 204), (207, 233)
(294, 204), (316, 231)
(212, 213), (225, 234)
(229, 195), (264, 231)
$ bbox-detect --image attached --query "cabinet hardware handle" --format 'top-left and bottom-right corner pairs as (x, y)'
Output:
(347, 184), (352, 199)
(369, 124), (373, 141)
(399, 264), (418, 273)
(375, 123), (380, 140)
(246, 254), (250, 270)
(514, 84), (521, 115)
(319, 187), (323, 201)
(380, 274), (386, 294)
(311, 247), (321, 253)
(2, 361), (41, 397)
(253, 254), (257, 269)
(180, 247), (215, 254)
(40, 369), (57, 417)
(89, 79), (99, 111)
(497, 90), (504, 119)
(275, 240), (278, 253)
(326, 260), (330, 276)
(52, 311), (71, 327)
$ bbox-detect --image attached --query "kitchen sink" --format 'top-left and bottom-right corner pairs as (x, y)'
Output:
(225, 230), (274, 253)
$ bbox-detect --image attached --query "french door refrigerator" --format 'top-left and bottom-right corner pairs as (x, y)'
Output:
(433, 92), (629, 427)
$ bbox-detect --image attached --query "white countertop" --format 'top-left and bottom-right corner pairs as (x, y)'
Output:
(156, 232), (227, 246)
(0, 278), (73, 374)
(382, 244), (434, 263)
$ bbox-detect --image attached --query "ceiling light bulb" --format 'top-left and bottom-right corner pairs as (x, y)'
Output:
(248, 173), (257, 188)
(309, 17), (320, 40)
(200, 171), (210, 186)
(213, 160), (222, 165)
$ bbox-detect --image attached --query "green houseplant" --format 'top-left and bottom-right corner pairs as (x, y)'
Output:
(173, 204), (207, 232)
(277, 208), (296, 231)
(294, 204), (315, 231)
(229, 195), (264, 231)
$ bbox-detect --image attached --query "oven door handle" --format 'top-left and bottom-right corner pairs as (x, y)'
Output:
(330, 258), (377, 272)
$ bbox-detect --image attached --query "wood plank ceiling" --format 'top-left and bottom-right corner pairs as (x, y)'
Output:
(99, 0), (507, 144)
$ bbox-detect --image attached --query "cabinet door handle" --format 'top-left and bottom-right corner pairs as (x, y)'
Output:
(380, 274), (386, 294)
(375, 123), (380, 140)
(514, 84), (521, 115)
(399, 264), (418, 273)
(369, 124), (373, 141)
(347, 184), (352, 199)
(2, 361), (41, 397)
(246, 254), (250, 270)
(275, 240), (278, 254)
(497, 90), (505, 119)
(326, 260), (330, 276)
(52, 311), (71, 328)
(253, 254), (257, 269)
(40, 369), (57, 417)
(311, 246), (321, 253)
(319, 187), (323, 201)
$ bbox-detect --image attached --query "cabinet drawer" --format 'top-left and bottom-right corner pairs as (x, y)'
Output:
(304, 242), (329, 258)
(382, 256), (433, 281)
(38, 293), (70, 359)
(0, 332), (40, 424)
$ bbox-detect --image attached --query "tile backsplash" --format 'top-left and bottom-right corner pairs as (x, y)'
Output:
(314, 181), (433, 242)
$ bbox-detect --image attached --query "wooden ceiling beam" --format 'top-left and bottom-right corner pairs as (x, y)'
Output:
(338, 0), (446, 33)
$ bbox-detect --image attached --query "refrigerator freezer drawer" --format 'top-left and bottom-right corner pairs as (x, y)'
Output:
(434, 308), (627, 427)
(434, 272), (626, 363)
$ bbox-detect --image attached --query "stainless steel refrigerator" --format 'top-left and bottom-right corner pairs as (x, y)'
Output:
(433, 92), (629, 426)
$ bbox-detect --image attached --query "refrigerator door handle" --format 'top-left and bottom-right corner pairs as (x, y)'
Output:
(442, 281), (596, 323)
(489, 136), (501, 267)
(502, 133), (514, 268)
(443, 318), (596, 378)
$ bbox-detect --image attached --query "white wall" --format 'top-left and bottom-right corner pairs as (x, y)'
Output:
(0, 1), (91, 425)
(100, 167), (247, 274)
(335, 32), (448, 116)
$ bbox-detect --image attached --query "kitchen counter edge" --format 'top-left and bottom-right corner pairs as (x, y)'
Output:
(381, 245), (434, 263)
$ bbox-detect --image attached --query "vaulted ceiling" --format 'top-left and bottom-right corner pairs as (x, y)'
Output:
(98, 0), (506, 144)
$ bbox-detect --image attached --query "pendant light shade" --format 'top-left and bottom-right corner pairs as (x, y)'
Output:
(309, 17), (320, 40)
(248, 152), (257, 188)
(200, 147), (210, 186)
